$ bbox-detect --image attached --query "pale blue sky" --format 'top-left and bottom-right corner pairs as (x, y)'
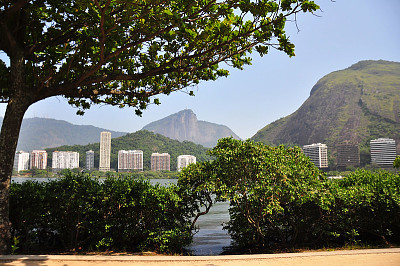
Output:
(1, 0), (400, 139)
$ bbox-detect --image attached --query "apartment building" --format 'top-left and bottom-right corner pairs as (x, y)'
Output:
(177, 155), (196, 171)
(52, 151), (79, 170)
(336, 142), (360, 169)
(370, 138), (397, 167)
(118, 150), (143, 171)
(99, 131), (111, 171)
(151, 153), (170, 171)
(14, 151), (30, 172)
(302, 143), (328, 169)
(86, 150), (95, 170)
(30, 150), (48, 169)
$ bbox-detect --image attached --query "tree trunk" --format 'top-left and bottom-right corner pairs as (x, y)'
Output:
(0, 47), (32, 254)
(0, 97), (30, 254)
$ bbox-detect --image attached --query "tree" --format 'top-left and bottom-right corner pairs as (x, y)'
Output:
(179, 138), (327, 249)
(0, 0), (319, 253)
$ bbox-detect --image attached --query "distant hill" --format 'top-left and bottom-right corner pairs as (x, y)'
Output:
(142, 109), (240, 147)
(252, 60), (400, 165)
(46, 130), (212, 171)
(0, 117), (127, 151)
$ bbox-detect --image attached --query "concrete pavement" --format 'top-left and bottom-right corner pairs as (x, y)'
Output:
(1, 248), (400, 266)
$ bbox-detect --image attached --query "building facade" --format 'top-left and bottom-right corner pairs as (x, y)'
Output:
(118, 150), (143, 171)
(302, 143), (328, 169)
(336, 142), (360, 169)
(177, 155), (196, 171)
(99, 131), (111, 171)
(30, 150), (48, 169)
(13, 151), (30, 172)
(151, 153), (170, 171)
(52, 151), (80, 170)
(370, 138), (397, 167)
(86, 150), (95, 170)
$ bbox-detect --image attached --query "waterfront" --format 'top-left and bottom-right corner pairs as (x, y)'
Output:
(11, 177), (231, 256)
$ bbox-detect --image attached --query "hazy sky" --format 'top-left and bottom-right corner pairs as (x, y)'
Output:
(1, 0), (400, 139)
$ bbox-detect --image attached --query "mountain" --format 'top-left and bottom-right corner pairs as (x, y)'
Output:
(252, 60), (400, 164)
(142, 109), (240, 147)
(46, 130), (212, 171)
(0, 117), (128, 152)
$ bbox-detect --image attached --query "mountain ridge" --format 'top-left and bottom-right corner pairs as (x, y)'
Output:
(0, 117), (128, 152)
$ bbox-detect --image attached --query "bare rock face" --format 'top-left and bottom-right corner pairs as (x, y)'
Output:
(159, 109), (199, 142)
(142, 109), (240, 147)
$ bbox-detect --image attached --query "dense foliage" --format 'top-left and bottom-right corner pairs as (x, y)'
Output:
(46, 130), (213, 171)
(180, 138), (400, 251)
(327, 170), (400, 247)
(10, 172), (192, 254)
(10, 138), (400, 254)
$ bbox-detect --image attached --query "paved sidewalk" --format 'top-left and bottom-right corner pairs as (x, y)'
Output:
(1, 248), (399, 266)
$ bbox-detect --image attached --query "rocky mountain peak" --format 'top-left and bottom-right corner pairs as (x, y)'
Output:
(252, 60), (400, 165)
(142, 109), (240, 147)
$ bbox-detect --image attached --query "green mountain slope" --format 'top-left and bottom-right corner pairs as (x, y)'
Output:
(142, 109), (240, 147)
(252, 60), (400, 165)
(46, 130), (212, 171)
(0, 117), (127, 151)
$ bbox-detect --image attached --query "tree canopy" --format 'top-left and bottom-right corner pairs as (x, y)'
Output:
(0, 0), (319, 254)
(1, 0), (319, 114)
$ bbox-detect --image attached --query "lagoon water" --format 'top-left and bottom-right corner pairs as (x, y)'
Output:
(11, 177), (231, 255)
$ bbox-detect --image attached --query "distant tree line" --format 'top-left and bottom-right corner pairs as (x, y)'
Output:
(45, 130), (213, 171)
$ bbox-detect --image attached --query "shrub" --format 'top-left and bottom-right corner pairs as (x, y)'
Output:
(329, 169), (400, 246)
(10, 172), (192, 254)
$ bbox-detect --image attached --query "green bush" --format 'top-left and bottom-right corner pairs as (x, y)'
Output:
(10, 172), (192, 254)
(179, 138), (400, 251)
(329, 169), (400, 246)
(179, 138), (331, 249)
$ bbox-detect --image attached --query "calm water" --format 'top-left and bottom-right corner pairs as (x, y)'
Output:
(11, 177), (231, 255)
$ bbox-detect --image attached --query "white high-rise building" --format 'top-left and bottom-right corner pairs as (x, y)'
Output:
(370, 138), (397, 167)
(30, 150), (48, 169)
(13, 151), (30, 172)
(99, 131), (111, 171)
(52, 151), (79, 170)
(177, 155), (196, 171)
(118, 150), (143, 171)
(302, 143), (328, 169)
(151, 153), (170, 171)
(86, 150), (95, 170)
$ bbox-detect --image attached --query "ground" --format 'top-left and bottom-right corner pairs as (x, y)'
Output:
(1, 248), (399, 266)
